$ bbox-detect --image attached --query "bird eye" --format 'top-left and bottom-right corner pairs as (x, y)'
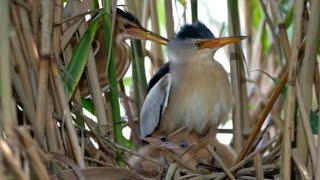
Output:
(124, 23), (132, 29)
(179, 140), (188, 148)
(159, 136), (167, 141)
(195, 41), (202, 47)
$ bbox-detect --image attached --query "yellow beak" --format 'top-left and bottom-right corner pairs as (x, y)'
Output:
(125, 26), (169, 45)
(195, 36), (247, 49)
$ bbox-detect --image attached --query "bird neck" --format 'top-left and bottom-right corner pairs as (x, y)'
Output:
(169, 53), (213, 65)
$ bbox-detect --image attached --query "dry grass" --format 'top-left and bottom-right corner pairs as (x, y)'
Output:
(0, 0), (320, 179)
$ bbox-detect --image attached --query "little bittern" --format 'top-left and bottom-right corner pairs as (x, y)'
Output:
(140, 22), (246, 142)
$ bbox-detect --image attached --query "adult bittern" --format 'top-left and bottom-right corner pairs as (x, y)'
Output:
(79, 8), (168, 96)
(140, 22), (246, 144)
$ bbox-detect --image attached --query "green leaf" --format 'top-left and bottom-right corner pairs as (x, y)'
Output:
(250, 0), (262, 29)
(310, 110), (319, 134)
(82, 98), (95, 115)
(156, 0), (166, 28)
(283, 5), (294, 29)
(122, 77), (132, 88)
(261, 28), (270, 55)
(178, 0), (186, 6)
(190, 0), (198, 23)
(75, 114), (85, 128)
(251, 70), (288, 95)
(64, 13), (103, 100)
(102, 1), (133, 149)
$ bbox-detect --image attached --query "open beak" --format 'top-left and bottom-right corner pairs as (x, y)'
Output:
(125, 26), (169, 45)
(195, 36), (247, 49)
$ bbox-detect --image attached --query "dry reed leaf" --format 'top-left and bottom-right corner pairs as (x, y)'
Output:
(61, 18), (84, 50)
(16, 127), (50, 180)
(49, 153), (85, 180)
(50, 167), (144, 180)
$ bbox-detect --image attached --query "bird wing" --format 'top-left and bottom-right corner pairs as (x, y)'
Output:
(147, 62), (170, 92)
(140, 73), (172, 138)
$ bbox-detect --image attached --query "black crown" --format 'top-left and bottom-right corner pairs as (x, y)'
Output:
(176, 22), (214, 39)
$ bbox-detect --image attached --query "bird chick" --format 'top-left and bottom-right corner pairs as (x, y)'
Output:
(129, 131), (237, 178)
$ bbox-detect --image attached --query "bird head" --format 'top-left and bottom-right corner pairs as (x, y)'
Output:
(115, 8), (168, 45)
(167, 22), (246, 63)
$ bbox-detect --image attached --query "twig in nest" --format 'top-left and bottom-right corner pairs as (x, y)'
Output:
(48, 153), (85, 180)
(105, 139), (166, 167)
(206, 145), (235, 180)
(162, 149), (195, 172)
(216, 134), (279, 180)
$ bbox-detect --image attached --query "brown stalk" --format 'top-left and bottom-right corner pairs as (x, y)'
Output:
(236, 164), (278, 176)
(314, 64), (320, 107)
(106, 139), (166, 167)
(31, 0), (40, 44)
(235, 68), (288, 163)
(46, 95), (63, 153)
(253, 85), (283, 131)
(149, 0), (164, 70)
(104, 93), (115, 140)
(18, 4), (40, 71)
(119, 81), (140, 144)
(40, 0), (53, 56)
(278, 24), (291, 61)
(0, 150), (5, 179)
(76, 16), (108, 137)
(165, 163), (178, 180)
(227, 1), (243, 152)
(10, 30), (35, 110)
(217, 134), (279, 180)
(248, 16), (265, 80)
(16, 128), (50, 180)
(164, 0), (174, 38)
(140, 0), (150, 49)
(253, 154), (264, 180)
(162, 149), (195, 172)
(48, 153), (85, 180)
(0, 140), (27, 180)
(263, 145), (281, 164)
(10, 4), (32, 72)
(50, 61), (85, 167)
(292, 149), (311, 180)
(302, 0), (320, 178)
(48, 67), (63, 116)
(35, 0), (54, 149)
(296, 81), (317, 170)
(45, 0), (64, 154)
(56, 9), (103, 26)
(35, 60), (49, 148)
(141, 0), (149, 28)
(239, 0), (252, 66)
(259, 0), (281, 62)
(11, 67), (39, 137)
(52, 0), (64, 51)
(13, 0), (31, 11)
(60, 19), (84, 51)
(281, 0), (304, 178)
(81, 116), (118, 165)
(269, 1), (282, 25)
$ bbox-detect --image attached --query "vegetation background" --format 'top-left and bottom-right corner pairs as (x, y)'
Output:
(0, 0), (319, 179)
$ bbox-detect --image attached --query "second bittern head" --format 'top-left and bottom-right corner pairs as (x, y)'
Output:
(116, 8), (168, 45)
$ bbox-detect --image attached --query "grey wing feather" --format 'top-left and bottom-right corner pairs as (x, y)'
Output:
(140, 74), (172, 138)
